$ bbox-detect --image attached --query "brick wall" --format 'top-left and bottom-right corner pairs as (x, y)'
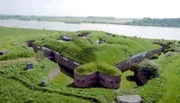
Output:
(32, 44), (80, 71)
(74, 72), (121, 89)
(98, 72), (120, 89)
(74, 72), (98, 88)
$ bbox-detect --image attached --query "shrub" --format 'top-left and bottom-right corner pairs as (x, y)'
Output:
(175, 47), (180, 52)
(150, 54), (159, 60)
(166, 52), (173, 57)
(167, 41), (173, 45)
(164, 49), (170, 54)
(35, 51), (45, 61)
(139, 60), (160, 79)
(129, 63), (139, 71)
(170, 48), (175, 52)
(39, 77), (48, 87)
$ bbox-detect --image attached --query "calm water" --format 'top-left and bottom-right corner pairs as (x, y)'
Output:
(0, 19), (180, 40)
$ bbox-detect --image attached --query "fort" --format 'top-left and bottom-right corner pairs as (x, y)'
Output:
(29, 40), (167, 89)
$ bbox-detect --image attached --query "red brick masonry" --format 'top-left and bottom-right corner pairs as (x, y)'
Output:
(74, 72), (121, 88)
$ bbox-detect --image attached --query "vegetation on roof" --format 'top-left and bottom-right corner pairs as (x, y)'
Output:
(35, 31), (161, 65)
(75, 62), (121, 76)
(75, 62), (97, 75)
(34, 31), (162, 75)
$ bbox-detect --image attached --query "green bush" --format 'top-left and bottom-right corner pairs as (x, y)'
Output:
(139, 60), (160, 79)
(39, 77), (48, 87)
(150, 54), (159, 60)
(36, 51), (45, 61)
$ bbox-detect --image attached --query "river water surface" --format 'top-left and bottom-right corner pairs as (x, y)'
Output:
(0, 20), (180, 40)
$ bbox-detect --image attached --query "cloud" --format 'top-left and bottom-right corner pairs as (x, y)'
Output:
(0, 0), (179, 18)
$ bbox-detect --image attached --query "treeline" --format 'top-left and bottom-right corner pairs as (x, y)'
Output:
(87, 16), (115, 20)
(124, 17), (180, 27)
(0, 15), (115, 20)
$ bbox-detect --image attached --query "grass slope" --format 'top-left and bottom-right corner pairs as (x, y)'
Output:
(0, 26), (61, 60)
(0, 59), (116, 103)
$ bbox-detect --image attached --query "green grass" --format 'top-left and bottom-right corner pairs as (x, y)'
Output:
(155, 52), (180, 103)
(1, 26), (178, 103)
(75, 62), (97, 75)
(115, 52), (180, 103)
(35, 30), (160, 75)
(120, 70), (137, 89)
(75, 62), (121, 76)
(0, 58), (117, 103)
(0, 27), (120, 102)
(50, 72), (73, 87)
(0, 26), (61, 60)
(0, 76), (94, 103)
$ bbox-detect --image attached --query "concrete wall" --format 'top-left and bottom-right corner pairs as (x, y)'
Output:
(32, 44), (41, 52)
(32, 44), (80, 72)
(54, 51), (80, 71)
(115, 47), (164, 72)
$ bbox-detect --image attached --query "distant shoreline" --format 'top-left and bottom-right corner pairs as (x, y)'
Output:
(15, 19), (180, 28)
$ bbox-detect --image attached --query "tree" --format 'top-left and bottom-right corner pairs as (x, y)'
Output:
(139, 60), (160, 79)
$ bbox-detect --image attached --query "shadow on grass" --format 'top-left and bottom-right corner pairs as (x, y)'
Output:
(58, 64), (74, 79)
(66, 82), (75, 87)
(126, 75), (135, 82)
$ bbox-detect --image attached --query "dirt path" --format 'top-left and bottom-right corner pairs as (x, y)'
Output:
(48, 67), (60, 80)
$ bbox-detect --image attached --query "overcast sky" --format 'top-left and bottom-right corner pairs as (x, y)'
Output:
(0, 0), (179, 18)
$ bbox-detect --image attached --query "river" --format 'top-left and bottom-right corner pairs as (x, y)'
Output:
(0, 19), (180, 40)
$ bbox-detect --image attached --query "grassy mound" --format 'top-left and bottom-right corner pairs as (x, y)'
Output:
(75, 62), (97, 75)
(34, 31), (161, 75)
(75, 62), (121, 76)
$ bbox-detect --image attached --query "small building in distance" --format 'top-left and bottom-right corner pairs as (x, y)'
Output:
(26, 63), (33, 70)
(116, 95), (143, 103)
(61, 36), (72, 42)
(0, 50), (8, 55)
